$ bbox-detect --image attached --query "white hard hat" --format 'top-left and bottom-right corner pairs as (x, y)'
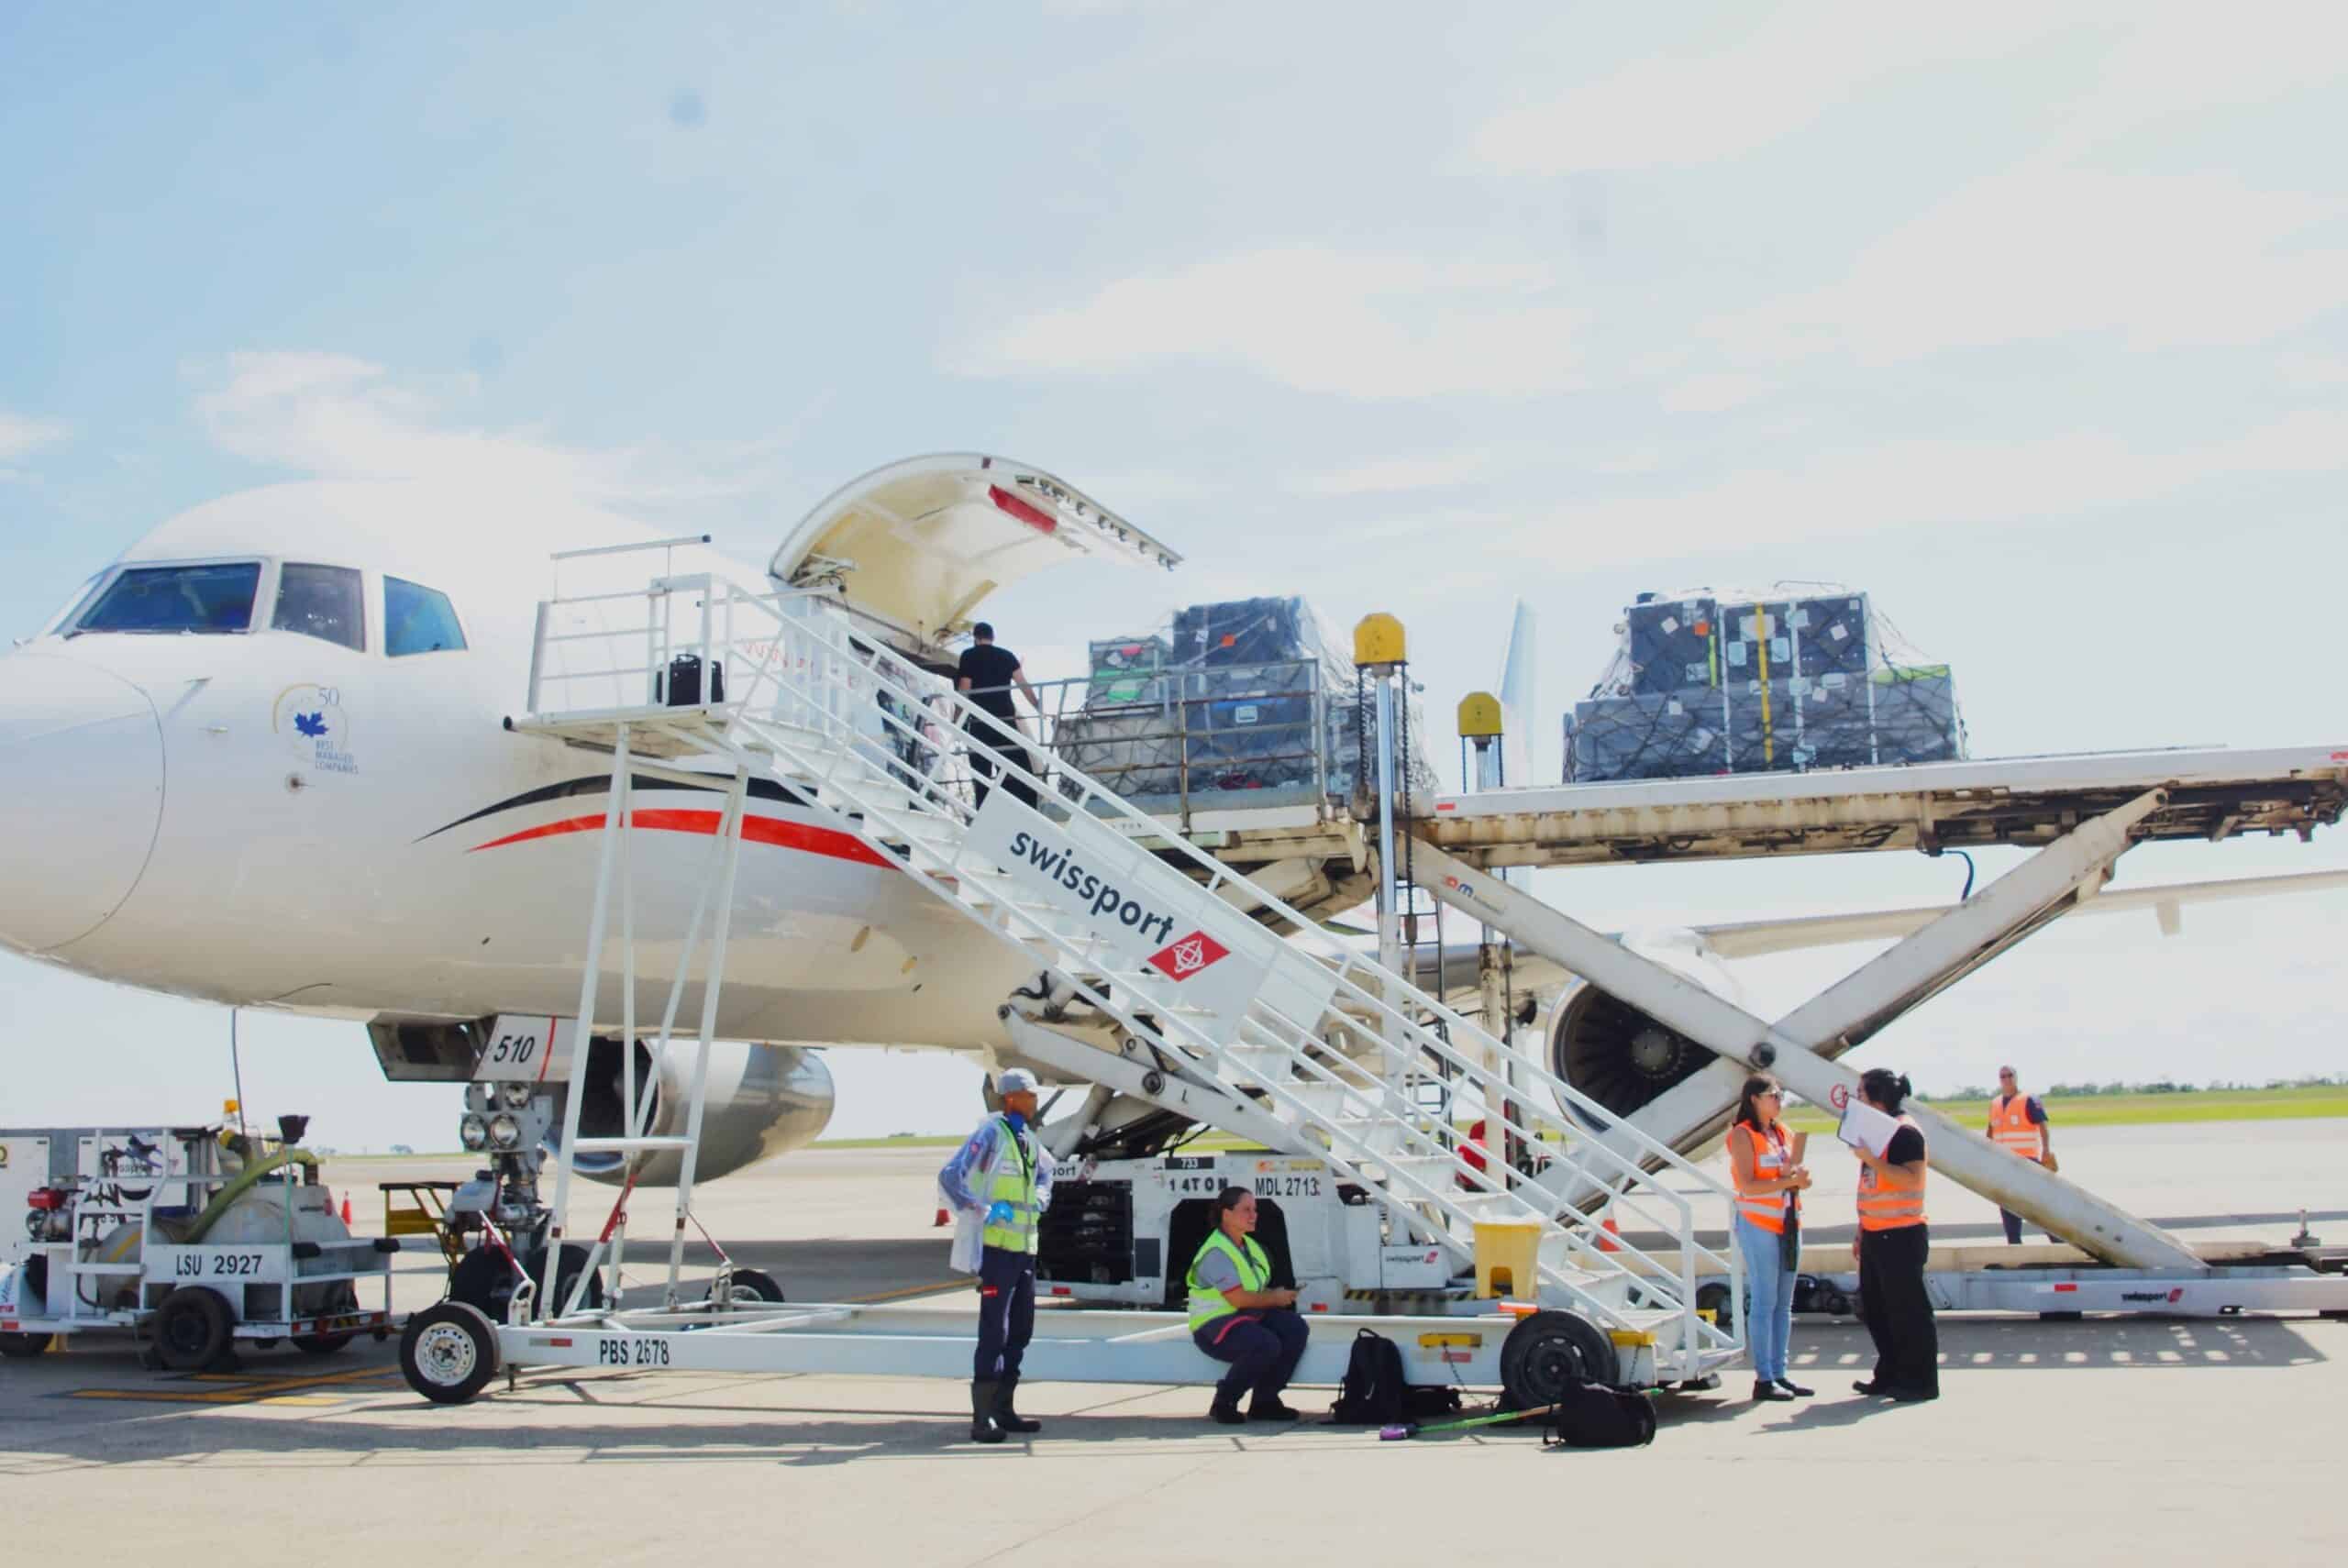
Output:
(995, 1068), (1040, 1096)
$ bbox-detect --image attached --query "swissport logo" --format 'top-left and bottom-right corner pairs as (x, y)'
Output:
(1146, 930), (1231, 983)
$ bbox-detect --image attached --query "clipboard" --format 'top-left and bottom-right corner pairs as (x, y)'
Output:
(1836, 1098), (1898, 1157)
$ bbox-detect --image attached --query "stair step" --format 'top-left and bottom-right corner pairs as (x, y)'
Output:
(1378, 1154), (1465, 1182)
(1450, 1192), (1529, 1219)
(1275, 1080), (1363, 1116)
(1322, 1115), (1404, 1153)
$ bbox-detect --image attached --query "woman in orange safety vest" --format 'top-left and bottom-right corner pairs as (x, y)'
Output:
(1850, 1067), (1938, 1403)
(1727, 1074), (1812, 1402)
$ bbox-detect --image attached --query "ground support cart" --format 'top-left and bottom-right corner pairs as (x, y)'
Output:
(0, 1124), (401, 1369)
(400, 1293), (1678, 1410)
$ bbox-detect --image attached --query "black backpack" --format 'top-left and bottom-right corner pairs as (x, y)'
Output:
(1544, 1381), (1658, 1449)
(1327, 1330), (1410, 1425)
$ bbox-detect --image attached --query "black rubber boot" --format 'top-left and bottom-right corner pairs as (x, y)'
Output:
(1247, 1394), (1302, 1421)
(1208, 1391), (1246, 1425)
(995, 1373), (1041, 1434)
(970, 1379), (1005, 1443)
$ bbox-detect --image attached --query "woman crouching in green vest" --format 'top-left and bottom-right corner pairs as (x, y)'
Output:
(1187, 1187), (1307, 1424)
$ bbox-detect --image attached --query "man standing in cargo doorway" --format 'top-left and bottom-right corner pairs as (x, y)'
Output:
(1986, 1066), (2054, 1243)
(958, 623), (1042, 810)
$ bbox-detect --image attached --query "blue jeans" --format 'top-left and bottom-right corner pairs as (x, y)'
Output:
(1735, 1214), (1795, 1384)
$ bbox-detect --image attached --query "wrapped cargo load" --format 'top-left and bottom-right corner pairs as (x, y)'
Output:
(1567, 584), (1967, 782)
(1051, 594), (1437, 812)
(1084, 635), (1171, 708)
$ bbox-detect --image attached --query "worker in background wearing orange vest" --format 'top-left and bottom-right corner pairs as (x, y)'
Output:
(1850, 1066), (1939, 1403)
(1728, 1073), (1813, 1402)
(1986, 1065), (2054, 1244)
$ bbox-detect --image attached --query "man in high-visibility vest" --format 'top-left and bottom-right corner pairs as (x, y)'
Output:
(1985, 1065), (2054, 1244)
(939, 1068), (1055, 1443)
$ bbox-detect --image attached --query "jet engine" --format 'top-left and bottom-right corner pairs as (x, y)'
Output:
(547, 1038), (835, 1186)
(1547, 928), (1749, 1127)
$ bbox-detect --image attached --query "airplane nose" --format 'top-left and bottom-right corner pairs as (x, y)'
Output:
(0, 654), (164, 954)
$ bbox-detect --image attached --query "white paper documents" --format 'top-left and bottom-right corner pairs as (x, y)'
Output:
(1836, 1098), (1899, 1157)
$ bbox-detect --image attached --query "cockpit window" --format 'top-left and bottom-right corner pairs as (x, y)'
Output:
(271, 563), (365, 652)
(384, 576), (467, 657)
(74, 562), (261, 635)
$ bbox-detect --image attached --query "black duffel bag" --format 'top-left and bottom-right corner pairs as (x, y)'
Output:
(1543, 1381), (1657, 1449)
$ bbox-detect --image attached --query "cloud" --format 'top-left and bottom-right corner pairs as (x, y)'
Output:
(1502, 408), (2348, 571)
(191, 351), (800, 504)
(2036, 6), (2348, 160)
(1707, 170), (2346, 366)
(954, 248), (1587, 398)
(1288, 450), (1492, 497)
(1468, 3), (2085, 175)
(1656, 373), (1774, 414)
(0, 412), (71, 465)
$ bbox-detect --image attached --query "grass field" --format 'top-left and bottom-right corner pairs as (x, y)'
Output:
(815, 1085), (2348, 1151)
(1782, 1084), (2348, 1134)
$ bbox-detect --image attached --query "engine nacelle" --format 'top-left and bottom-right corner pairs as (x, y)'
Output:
(547, 1038), (835, 1186)
(1548, 928), (1749, 1127)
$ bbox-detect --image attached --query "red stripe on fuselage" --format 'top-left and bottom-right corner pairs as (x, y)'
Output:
(469, 809), (894, 868)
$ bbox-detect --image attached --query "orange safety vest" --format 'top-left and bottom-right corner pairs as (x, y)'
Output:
(1733, 1121), (1792, 1234)
(1989, 1093), (2043, 1161)
(1856, 1114), (1927, 1231)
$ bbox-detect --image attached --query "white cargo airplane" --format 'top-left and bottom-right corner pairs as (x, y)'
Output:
(3, 455), (2340, 1183)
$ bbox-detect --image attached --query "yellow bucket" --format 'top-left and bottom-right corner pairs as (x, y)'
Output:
(1473, 1220), (1543, 1299)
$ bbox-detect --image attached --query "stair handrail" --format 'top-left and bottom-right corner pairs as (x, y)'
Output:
(525, 582), (1744, 1363)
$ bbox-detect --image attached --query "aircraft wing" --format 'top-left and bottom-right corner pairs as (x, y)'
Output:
(1404, 867), (2348, 1010)
(1694, 867), (2348, 958)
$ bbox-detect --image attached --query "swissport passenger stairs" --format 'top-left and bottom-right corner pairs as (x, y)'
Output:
(519, 574), (1745, 1385)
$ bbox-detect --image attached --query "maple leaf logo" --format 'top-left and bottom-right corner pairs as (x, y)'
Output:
(294, 712), (329, 738)
(1146, 929), (1230, 982)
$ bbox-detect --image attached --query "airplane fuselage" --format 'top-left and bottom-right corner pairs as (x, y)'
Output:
(1, 481), (1034, 1052)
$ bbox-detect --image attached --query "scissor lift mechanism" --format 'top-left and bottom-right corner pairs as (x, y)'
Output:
(1406, 797), (2348, 1314)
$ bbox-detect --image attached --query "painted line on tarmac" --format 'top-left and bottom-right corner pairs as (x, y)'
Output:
(844, 1280), (962, 1304)
(64, 1365), (403, 1406)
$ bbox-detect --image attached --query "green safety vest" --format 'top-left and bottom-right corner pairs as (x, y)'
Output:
(1186, 1230), (1271, 1333)
(980, 1117), (1040, 1254)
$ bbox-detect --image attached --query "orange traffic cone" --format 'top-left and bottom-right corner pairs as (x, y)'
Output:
(933, 1206), (950, 1227)
(340, 1194), (354, 1227)
(1597, 1212), (1621, 1253)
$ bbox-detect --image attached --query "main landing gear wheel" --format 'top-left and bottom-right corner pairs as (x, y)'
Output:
(706, 1267), (785, 1307)
(1500, 1309), (1619, 1409)
(400, 1300), (501, 1405)
(0, 1331), (51, 1359)
(449, 1242), (604, 1320)
(152, 1286), (235, 1372)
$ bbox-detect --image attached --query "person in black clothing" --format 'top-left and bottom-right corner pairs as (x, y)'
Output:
(956, 623), (1042, 810)
(1850, 1066), (1939, 1403)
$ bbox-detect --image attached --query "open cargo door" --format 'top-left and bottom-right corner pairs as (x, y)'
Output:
(769, 453), (1180, 664)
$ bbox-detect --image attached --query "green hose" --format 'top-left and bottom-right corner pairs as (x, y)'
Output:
(185, 1148), (318, 1242)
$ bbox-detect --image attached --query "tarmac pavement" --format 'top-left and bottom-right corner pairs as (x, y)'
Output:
(2, 1123), (2342, 1565)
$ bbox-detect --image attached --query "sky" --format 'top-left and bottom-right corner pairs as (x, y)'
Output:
(2, 2), (2344, 1150)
